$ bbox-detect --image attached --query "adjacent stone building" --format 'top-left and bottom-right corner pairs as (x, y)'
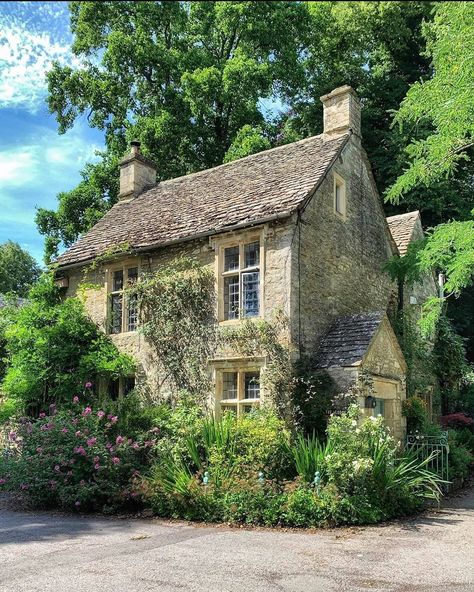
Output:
(55, 85), (435, 439)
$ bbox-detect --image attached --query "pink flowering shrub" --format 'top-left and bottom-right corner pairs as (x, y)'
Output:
(0, 405), (157, 512)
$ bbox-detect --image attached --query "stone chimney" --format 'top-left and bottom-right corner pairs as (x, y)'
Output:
(119, 141), (157, 200)
(320, 85), (361, 141)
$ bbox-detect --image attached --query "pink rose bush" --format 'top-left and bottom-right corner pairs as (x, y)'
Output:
(0, 406), (156, 512)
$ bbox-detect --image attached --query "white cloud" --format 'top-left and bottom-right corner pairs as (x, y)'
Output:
(0, 2), (79, 112)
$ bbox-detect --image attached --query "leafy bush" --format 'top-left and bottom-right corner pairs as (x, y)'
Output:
(144, 405), (443, 526)
(447, 430), (472, 480)
(1, 274), (134, 416)
(0, 401), (156, 511)
(441, 413), (474, 431)
(403, 396), (429, 433)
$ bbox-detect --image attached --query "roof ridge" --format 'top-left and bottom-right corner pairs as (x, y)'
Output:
(142, 132), (347, 192)
(386, 210), (420, 221)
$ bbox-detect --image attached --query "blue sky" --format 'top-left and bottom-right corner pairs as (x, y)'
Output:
(0, 1), (103, 263)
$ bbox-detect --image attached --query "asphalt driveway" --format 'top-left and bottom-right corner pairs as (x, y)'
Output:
(0, 488), (473, 592)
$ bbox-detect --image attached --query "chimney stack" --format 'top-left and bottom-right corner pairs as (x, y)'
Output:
(320, 85), (361, 141)
(119, 141), (157, 200)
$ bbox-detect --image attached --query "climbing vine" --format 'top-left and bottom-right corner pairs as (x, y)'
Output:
(129, 256), (217, 401)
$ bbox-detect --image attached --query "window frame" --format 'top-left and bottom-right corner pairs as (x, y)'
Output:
(214, 362), (263, 417)
(333, 172), (347, 219)
(216, 231), (264, 324)
(106, 262), (140, 334)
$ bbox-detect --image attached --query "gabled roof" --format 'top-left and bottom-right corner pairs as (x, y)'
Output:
(386, 210), (420, 256)
(314, 311), (385, 369)
(57, 134), (349, 267)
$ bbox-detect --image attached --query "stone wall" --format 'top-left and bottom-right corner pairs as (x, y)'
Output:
(293, 135), (397, 355)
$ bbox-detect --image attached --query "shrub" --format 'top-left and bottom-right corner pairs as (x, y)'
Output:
(403, 396), (429, 433)
(1, 274), (135, 417)
(441, 413), (474, 431)
(0, 401), (156, 511)
(447, 430), (472, 480)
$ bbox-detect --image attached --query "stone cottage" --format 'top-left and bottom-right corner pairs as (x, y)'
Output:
(55, 85), (435, 440)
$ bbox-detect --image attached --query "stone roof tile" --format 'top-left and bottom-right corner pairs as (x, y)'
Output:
(314, 311), (385, 369)
(386, 211), (420, 256)
(57, 134), (349, 267)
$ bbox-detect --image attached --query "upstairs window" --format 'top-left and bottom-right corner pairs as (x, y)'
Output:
(109, 266), (139, 334)
(220, 238), (261, 321)
(334, 173), (346, 218)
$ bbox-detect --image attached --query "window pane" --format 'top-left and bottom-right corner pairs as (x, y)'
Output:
(242, 404), (256, 414)
(224, 275), (239, 320)
(127, 267), (138, 285)
(220, 405), (237, 416)
(244, 241), (260, 268)
(127, 294), (138, 331)
(242, 272), (259, 317)
(244, 372), (260, 399)
(224, 246), (239, 271)
(113, 270), (124, 291)
(110, 293), (123, 334)
(222, 372), (238, 399)
(335, 183), (343, 213)
(374, 398), (385, 417)
(109, 379), (120, 400)
(124, 376), (136, 396)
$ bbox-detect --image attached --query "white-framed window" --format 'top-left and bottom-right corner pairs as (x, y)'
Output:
(218, 237), (262, 322)
(334, 173), (346, 217)
(108, 266), (139, 334)
(216, 366), (261, 416)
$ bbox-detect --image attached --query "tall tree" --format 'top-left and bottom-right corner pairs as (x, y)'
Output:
(387, 2), (474, 332)
(39, 0), (307, 261)
(0, 241), (41, 297)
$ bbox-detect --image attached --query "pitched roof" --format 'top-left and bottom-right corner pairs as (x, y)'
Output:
(386, 210), (420, 256)
(314, 311), (385, 369)
(57, 134), (349, 267)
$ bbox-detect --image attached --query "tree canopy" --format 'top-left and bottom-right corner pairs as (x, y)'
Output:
(0, 241), (41, 297)
(40, 0), (435, 261)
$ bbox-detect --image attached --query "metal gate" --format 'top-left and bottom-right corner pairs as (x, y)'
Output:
(406, 431), (450, 491)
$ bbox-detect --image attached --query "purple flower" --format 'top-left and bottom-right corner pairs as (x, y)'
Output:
(94, 463), (100, 470)
(74, 446), (86, 456)
(54, 465), (60, 472)
(97, 410), (105, 419)
(106, 442), (113, 450)
(36, 447), (43, 454)
(85, 381), (93, 389)
(73, 396), (79, 404)
(115, 435), (125, 445)
(132, 442), (140, 450)
(20, 483), (29, 490)
(82, 407), (92, 416)
(86, 437), (97, 447)
(75, 430), (81, 437)
(0, 478), (7, 485)
(61, 428), (69, 434)
(39, 412), (46, 419)
(75, 501), (81, 507)
(93, 456), (100, 463)
(112, 457), (120, 465)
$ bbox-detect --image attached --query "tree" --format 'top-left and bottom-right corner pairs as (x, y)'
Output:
(0, 241), (41, 297)
(1, 274), (135, 417)
(387, 3), (474, 330)
(40, 0), (307, 260)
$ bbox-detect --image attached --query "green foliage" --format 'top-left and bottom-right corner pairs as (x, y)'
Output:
(403, 396), (429, 433)
(0, 241), (41, 296)
(447, 430), (472, 481)
(1, 274), (134, 416)
(144, 405), (444, 526)
(0, 403), (155, 511)
(388, 2), (474, 202)
(287, 432), (333, 484)
(292, 366), (336, 436)
(220, 312), (294, 420)
(130, 257), (216, 400)
(223, 125), (271, 163)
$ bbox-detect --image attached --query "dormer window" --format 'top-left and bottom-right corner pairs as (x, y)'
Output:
(217, 235), (263, 322)
(334, 173), (346, 218)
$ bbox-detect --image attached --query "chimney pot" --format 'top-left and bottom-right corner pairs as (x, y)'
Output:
(320, 85), (361, 141)
(119, 142), (156, 200)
